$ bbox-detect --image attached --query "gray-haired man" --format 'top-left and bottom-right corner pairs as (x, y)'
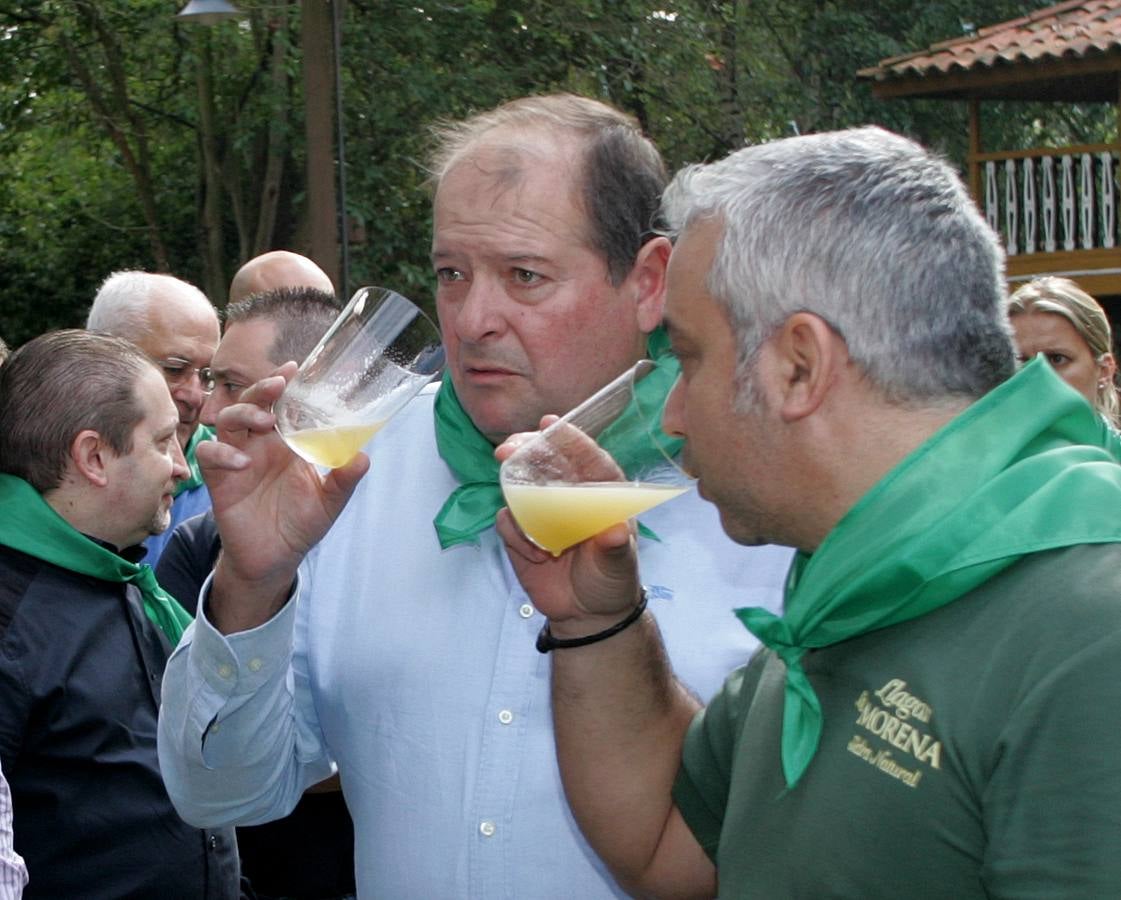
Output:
(498, 126), (1121, 898)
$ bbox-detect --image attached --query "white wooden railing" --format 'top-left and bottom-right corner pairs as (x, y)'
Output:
(978, 145), (1119, 256)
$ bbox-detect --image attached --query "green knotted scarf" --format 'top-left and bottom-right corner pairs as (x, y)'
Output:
(433, 329), (683, 548)
(0, 474), (193, 645)
(174, 424), (214, 497)
(735, 356), (1121, 789)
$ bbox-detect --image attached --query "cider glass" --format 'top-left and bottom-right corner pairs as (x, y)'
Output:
(499, 359), (694, 556)
(273, 287), (444, 468)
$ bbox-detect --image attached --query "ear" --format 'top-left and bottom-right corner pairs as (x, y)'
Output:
(767, 313), (848, 423)
(1099, 352), (1117, 385)
(624, 235), (671, 334)
(70, 429), (113, 488)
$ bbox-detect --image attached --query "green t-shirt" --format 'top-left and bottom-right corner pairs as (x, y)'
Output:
(675, 543), (1121, 898)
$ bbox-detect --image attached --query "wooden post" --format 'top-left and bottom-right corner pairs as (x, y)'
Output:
(1116, 72), (1121, 145)
(968, 98), (982, 211)
(302, 0), (340, 290)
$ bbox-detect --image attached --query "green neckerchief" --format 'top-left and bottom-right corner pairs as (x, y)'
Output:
(0, 474), (193, 645)
(735, 357), (1121, 789)
(174, 424), (214, 497)
(433, 329), (683, 549)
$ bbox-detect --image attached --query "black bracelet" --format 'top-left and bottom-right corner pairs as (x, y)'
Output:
(535, 589), (648, 654)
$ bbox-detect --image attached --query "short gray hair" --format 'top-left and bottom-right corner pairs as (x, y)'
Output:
(87, 271), (212, 340)
(87, 271), (159, 336)
(662, 126), (1016, 405)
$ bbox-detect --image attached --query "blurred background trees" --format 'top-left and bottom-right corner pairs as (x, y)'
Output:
(0, 0), (1089, 343)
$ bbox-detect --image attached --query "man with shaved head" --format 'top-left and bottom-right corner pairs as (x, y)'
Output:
(228, 250), (335, 304)
(88, 271), (220, 566)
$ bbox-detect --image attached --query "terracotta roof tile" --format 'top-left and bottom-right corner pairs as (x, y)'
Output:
(858, 0), (1121, 82)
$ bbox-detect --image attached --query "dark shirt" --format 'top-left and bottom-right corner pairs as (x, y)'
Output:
(0, 544), (240, 899)
(156, 510), (221, 615)
(157, 512), (357, 900)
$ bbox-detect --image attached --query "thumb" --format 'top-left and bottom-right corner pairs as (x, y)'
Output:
(573, 523), (640, 612)
(321, 452), (371, 514)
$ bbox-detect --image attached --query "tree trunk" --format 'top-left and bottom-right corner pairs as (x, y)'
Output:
(302, 0), (339, 288)
(253, 8), (292, 256)
(715, 0), (745, 153)
(195, 35), (228, 304)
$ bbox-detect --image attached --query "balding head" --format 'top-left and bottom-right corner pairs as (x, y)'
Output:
(229, 251), (335, 304)
(88, 271), (220, 445)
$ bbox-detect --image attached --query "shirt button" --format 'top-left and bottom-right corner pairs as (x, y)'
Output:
(518, 603), (535, 619)
(498, 709), (514, 725)
(247, 658), (263, 673)
(209, 722), (220, 734)
(479, 820), (496, 838)
(208, 834), (219, 850)
(217, 664), (234, 679)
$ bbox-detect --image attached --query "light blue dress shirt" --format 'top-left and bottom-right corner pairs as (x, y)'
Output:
(159, 384), (793, 898)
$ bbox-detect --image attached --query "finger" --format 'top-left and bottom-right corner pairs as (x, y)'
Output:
(591, 520), (633, 553)
(322, 451), (371, 505)
(215, 400), (277, 438)
(494, 430), (538, 463)
(238, 372), (292, 410)
(581, 524), (641, 607)
(268, 360), (300, 381)
(496, 508), (551, 562)
(196, 440), (251, 471)
(549, 424), (623, 483)
(495, 415), (565, 463)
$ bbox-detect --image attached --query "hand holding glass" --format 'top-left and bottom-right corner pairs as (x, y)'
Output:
(499, 359), (694, 556)
(273, 287), (444, 468)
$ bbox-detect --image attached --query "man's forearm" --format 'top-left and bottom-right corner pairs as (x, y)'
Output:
(158, 591), (333, 827)
(207, 553), (296, 635)
(550, 610), (712, 896)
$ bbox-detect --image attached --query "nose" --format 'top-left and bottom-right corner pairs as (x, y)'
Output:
(171, 435), (190, 482)
(662, 375), (687, 439)
(451, 278), (507, 344)
(199, 389), (224, 427)
(171, 375), (207, 415)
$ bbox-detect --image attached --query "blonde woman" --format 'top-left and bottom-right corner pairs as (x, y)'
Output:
(1008, 276), (1120, 429)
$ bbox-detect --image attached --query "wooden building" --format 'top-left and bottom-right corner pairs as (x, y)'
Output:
(857, 0), (1121, 332)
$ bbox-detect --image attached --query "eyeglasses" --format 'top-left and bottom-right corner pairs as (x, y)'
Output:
(156, 357), (215, 393)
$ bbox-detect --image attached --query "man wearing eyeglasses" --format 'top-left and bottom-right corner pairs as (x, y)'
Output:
(87, 271), (220, 567)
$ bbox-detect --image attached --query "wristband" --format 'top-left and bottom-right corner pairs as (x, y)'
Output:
(535, 589), (648, 653)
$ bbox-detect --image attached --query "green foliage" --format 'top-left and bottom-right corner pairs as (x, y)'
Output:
(0, 0), (1101, 343)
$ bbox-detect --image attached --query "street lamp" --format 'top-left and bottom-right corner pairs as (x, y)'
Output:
(175, 1), (244, 25)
